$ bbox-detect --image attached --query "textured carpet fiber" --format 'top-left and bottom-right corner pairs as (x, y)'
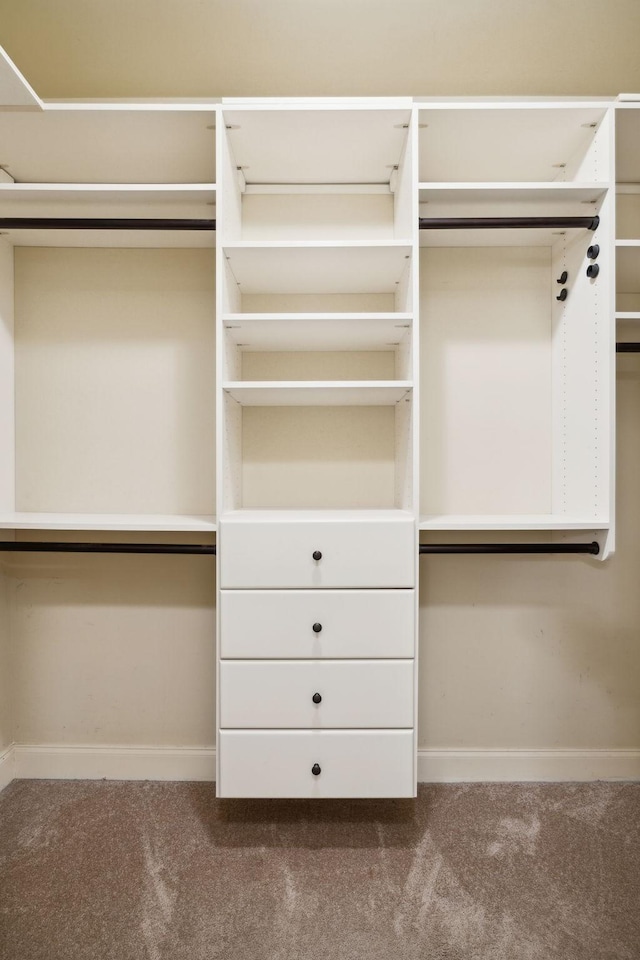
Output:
(0, 781), (639, 960)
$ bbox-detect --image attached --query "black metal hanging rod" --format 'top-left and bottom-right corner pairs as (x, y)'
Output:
(419, 542), (600, 555)
(616, 343), (640, 353)
(0, 218), (217, 231)
(0, 215), (600, 233)
(419, 215), (600, 231)
(0, 542), (216, 555)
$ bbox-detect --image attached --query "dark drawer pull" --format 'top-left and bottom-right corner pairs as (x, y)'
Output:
(311, 763), (321, 776)
(312, 692), (322, 704)
(312, 550), (322, 561)
(312, 622), (323, 633)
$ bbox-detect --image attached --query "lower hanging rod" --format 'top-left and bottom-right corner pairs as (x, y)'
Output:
(419, 215), (600, 231)
(0, 218), (217, 231)
(419, 542), (600, 555)
(0, 542), (216, 555)
(616, 343), (640, 353)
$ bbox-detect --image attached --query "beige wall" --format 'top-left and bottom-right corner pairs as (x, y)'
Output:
(1, 0), (640, 98)
(8, 544), (215, 746)
(0, 3), (639, 769)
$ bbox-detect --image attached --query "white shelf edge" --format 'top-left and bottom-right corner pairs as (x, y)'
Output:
(222, 240), (412, 250)
(223, 381), (412, 406)
(616, 312), (640, 320)
(0, 513), (217, 532)
(419, 515), (609, 531)
(0, 183), (216, 193)
(418, 181), (608, 191)
(615, 240), (640, 247)
(222, 312), (413, 322)
(221, 508), (415, 522)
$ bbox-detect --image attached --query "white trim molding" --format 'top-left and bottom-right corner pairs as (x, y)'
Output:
(417, 748), (640, 783)
(12, 744), (216, 783)
(0, 744), (15, 792)
(2, 745), (640, 791)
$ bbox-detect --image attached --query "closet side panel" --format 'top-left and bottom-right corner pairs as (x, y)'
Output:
(0, 241), (14, 513)
(0, 568), (12, 752)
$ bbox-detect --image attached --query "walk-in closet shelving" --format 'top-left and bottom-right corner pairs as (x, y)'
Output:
(417, 103), (615, 555)
(0, 102), (218, 534)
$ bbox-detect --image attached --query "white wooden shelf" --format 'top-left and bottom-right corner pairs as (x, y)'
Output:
(223, 312), (412, 351)
(0, 513), (217, 532)
(222, 508), (414, 523)
(0, 182), (216, 214)
(222, 105), (411, 185)
(420, 514), (609, 531)
(0, 107), (216, 183)
(223, 381), (412, 406)
(223, 242), (412, 293)
(418, 104), (610, 183)
(419, 182), (607, 214)
(2, 228), (215, 249)
(616, 312), (640, 321)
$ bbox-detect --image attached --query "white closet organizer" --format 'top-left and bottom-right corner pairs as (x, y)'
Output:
(0, 103), (218, 533)
(418, 102), (614, 552)
(0, 45), (620, 798)
(216, 102), (419, 798)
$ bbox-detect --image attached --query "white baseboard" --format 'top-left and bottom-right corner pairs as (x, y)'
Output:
(0, 745), (15, 791)
(2, 745), (639, 790)
(13, 744), (215, 782)
(417, 748), (640, 782)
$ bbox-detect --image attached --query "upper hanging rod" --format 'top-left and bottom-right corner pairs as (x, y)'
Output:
(0, 215), (600, 233)
(616, 343), (640, 353)
(0, 542), (216, 555)
(0, 218), (217, 231)
(419, 542), (600, 555)
(419, 215), (600, 231)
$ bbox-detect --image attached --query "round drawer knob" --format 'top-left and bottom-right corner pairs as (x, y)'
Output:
(312, 550), (322, 561)
(311, 763), (321, 776)
(587, 263), (600, 278)
(312, 692), (322, 704)
(312, 622), (323, 633)
(587, 244), (600, 260)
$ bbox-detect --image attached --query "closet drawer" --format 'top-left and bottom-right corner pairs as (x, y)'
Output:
(220, 659), (413, 728)
(220, 589), (414, 659)
(220, 517), (415, 588)
(218, 729), (415, 798)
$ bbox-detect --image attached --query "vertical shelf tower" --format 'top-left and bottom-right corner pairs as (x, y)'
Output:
(216, 100), (420, 797)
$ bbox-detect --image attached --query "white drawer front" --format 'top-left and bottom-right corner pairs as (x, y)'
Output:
(220, 659), (413, 728)
(220, 589), (414, 659)
(218, 729), (415, 798)
(220, 518), (415, 589)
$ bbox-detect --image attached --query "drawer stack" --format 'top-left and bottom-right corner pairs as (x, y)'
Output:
(218, 515), (416, 798)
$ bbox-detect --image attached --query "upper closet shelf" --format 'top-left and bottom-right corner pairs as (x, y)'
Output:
(223, 243), (412, 294)
(0, 182), (216, 216)
(0, 108), (216, 183)
(418, 105), (610, 183)
(420, 514), (609, 531)
(223, 107), (411, 185)
(223, 381), (412, 406)
(0, 513), (217, 532)
(223, 313), (412, 351)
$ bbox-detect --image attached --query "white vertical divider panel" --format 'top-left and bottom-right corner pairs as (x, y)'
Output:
(550, 183), (614, 555)
(0, 241), (15, 516)
(408, 107), (420, 792)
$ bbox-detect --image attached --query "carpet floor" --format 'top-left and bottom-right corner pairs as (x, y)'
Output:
(0, 780), (639, 960)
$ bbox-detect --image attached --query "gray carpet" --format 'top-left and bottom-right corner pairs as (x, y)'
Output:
(0, 781), (639, 960)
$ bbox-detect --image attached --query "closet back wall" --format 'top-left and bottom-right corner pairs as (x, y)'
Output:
(1, 2), (639, 781)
